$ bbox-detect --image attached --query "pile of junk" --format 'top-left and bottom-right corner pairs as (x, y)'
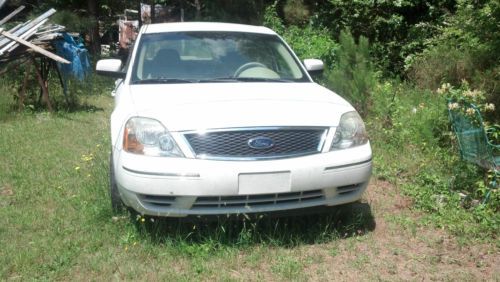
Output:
(0, 1), (91, 111)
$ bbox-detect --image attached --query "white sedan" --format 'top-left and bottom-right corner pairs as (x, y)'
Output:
(96, 22), (372, 217)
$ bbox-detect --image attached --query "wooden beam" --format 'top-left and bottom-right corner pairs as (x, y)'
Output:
(0, 6), (26, 26)
(0, 28), (70, 64)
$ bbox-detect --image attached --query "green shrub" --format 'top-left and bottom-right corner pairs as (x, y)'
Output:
(263, 1), (285, 34)
(407, 0), (500, 121)
(407, 46), (475, 91)
(282, 26), (338, 67)
(326, 30), (378, 116)
(263, 2), (338, 67)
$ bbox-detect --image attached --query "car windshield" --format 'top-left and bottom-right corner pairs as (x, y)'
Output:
(130, 31), (309, 84)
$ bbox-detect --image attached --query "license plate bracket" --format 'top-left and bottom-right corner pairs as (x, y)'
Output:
(238, 171), (291, 195)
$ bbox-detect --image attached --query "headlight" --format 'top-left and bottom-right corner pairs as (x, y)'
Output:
(330, 111), (368, 150)
(123, 117), (184, 157)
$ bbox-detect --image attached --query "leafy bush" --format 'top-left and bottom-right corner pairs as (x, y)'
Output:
(263, 2), (338, 67)
(308, 0), (452, 77)
(407, 46), (475, 91)
(407, 0), (500, 121)
(282, 26), (338, 67)
(326, 30), (378, 116)
(263, 1), (285, 34)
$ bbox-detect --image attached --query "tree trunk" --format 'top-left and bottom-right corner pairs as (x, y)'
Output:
(31, 57), (53, 112)
(150, 0), (155, 23)
(87, 0), (101, 55)
(194, 0), (201, 20)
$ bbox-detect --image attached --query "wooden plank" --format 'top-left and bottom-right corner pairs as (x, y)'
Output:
(2, 18), (48, 53)
(0, 8), (56, 48)
(0, 22), (23, 42)
(0, 28), (70, 64)
(0, 6), (26, 26)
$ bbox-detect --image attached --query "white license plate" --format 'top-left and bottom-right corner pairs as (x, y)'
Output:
(238, 171), (291, 195)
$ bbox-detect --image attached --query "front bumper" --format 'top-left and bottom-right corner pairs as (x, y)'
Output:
(113, 143), (372, 217)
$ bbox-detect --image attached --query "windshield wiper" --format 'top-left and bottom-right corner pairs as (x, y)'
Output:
(134, 78), (195, 84)
(199, 77), (294, 83)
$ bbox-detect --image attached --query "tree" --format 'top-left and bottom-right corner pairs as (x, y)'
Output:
(87, 0), (100, 55)
(327, 30), (378, 117)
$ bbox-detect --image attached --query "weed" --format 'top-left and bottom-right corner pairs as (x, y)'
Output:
(271, 255), (304, 281)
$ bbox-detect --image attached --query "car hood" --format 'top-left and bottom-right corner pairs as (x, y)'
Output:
(127, 82), (354, 131)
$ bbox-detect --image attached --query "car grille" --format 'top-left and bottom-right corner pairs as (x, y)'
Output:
(192, 190), (324, 209)
(183, 127), (327, 160)
(139, 190), (325, 210)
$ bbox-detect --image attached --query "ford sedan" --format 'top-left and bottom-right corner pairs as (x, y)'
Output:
(96, 22), (372, 217)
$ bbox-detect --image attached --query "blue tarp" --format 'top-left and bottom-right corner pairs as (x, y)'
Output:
(54, 33), (91, 95)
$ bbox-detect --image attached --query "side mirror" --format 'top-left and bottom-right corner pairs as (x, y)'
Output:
(96, 59), (125, 78)
(303, 59), (324, 76)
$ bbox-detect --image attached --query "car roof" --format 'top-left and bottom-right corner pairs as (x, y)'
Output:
(142, 22), (277, 35)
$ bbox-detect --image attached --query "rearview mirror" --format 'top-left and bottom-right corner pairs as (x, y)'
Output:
(96, 59), (125, 78)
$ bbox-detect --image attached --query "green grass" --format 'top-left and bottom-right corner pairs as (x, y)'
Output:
(0, 83), (375, 279)
(0, 77), (498, 279)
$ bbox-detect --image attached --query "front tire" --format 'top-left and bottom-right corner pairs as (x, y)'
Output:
(109, 153), (125, 213)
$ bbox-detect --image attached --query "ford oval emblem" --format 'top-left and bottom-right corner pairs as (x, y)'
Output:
(248, 136), (274, 150)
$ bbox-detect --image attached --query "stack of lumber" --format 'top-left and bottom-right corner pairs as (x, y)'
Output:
(0, 6), (69, 65)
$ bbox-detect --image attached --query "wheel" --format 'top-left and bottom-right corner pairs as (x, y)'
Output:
(109, 153), (126, 213)
(234, 62), (266, 77)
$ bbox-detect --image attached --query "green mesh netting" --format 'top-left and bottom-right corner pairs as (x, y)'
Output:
(448, 102), (494, 168)
(448, 100), (499, 201)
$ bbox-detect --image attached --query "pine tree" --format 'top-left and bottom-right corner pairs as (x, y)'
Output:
(327, 30), (378, 117)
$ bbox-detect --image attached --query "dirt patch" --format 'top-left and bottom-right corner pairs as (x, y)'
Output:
(204, 179), (499, 280)
(298, 179), (500, 281)
(1, 183), (14, 196)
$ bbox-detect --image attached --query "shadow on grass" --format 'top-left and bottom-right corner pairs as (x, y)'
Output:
(0, 101), (104, 123)
(130, 202), (375, 247)
(49, 98), (105, 114)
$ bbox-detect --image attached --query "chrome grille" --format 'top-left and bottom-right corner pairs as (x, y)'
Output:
(192, 190), (324, 209)
(184, 128), (327, 160)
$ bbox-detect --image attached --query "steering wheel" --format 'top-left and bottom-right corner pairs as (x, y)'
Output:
(234, 62), (267, 77)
